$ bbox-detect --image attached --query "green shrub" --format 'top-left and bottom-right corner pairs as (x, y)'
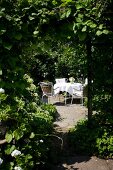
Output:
(68, 112), (113, 158)
(0, 97), (55, 169)
(40, 103), (58, 121)
(0, 75), (57, 169)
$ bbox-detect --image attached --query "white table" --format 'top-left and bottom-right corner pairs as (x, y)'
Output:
(54, 82), (83, 95)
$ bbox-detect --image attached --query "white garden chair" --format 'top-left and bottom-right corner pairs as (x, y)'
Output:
(55, 78), (67, 84)
(71, 85), (88, 105)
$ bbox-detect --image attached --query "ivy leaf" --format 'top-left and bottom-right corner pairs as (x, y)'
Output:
(5, 132), (13, 143)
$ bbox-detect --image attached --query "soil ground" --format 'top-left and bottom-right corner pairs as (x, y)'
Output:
(48, 96), (113, 170)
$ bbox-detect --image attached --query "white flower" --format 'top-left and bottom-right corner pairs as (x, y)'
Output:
(33, 93), (38, 97)
(14, 166), (22, 170)
(0, 88), (5, 93)
(40, 139), (43, 143)
(0, 158), (3, 165)
(11, 150), (21, 157)
(30, 84), (36, 90)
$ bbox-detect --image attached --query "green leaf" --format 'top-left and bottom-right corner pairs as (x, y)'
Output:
(14, 33), (22, 40)
(5, 133), (13, 143)
(29, 132), (35, 139)
(0, 70), (2, 75)
(90, 23), (97, 28)
(76, 4), (83, 9)
(76, 17), (82, 23)
(52, 0), (58, 5)
(82, 26), (87, 32)
(96, 30), (102, 36)
(86, 20), (96, 28)
(60, 12), (66, 19)
(33, 31), (39, 35)
(5, 145), (15, 155)
(3, 42), (13, 50)
(13, 129), (24, 140)
(10, 162), (14, 167)
(66, 8), (71, 17)
(0, 29), (6, 35)
(103, 30), (109, 34)
(0, 8), (5, 18)
(15, 18), (21, 21)
(78, 32), (87, 41)
(26, 154), (32, 160)
(29, 16), (35, 20)
(61, 0), (72, 3)
(5, 14), (12, 21)
(99, 24), (103, 30)
(31, 13), (38, 16)
(78, 14), (83, 18)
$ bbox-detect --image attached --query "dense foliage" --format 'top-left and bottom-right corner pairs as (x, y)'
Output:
(0, 73), (58, 169)
(92, 45), (113, 113)
(22, 39), (87, 84)
(68, 112), (113, 158)
(0, 75), (58, 169)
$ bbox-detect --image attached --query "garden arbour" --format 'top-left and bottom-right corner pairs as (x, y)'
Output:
(0, 0), (113, 169)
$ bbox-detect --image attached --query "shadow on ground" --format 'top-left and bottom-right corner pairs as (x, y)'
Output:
(53, 155), (91, 170)
(51, 154), (113, 170)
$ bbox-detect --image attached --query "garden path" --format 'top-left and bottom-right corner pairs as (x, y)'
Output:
(49, 97), (113, 170)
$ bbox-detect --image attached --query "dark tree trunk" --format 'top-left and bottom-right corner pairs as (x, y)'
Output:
(86, 38), (93, 124)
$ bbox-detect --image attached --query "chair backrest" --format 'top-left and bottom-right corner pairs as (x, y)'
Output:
(55, 78), (67, 84)
(40, 82), (53, 96)
(72, 85), (88, 97)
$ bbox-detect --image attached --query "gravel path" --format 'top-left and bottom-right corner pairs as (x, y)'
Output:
(53, 104), (87, 132)
(49, 97), (113, 170)
(50, 96), (88, 131)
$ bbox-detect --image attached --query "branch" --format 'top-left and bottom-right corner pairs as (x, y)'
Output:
(0, 139), (7, 145)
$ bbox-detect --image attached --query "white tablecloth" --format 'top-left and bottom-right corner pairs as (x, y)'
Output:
(54, 82), (83, 95)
